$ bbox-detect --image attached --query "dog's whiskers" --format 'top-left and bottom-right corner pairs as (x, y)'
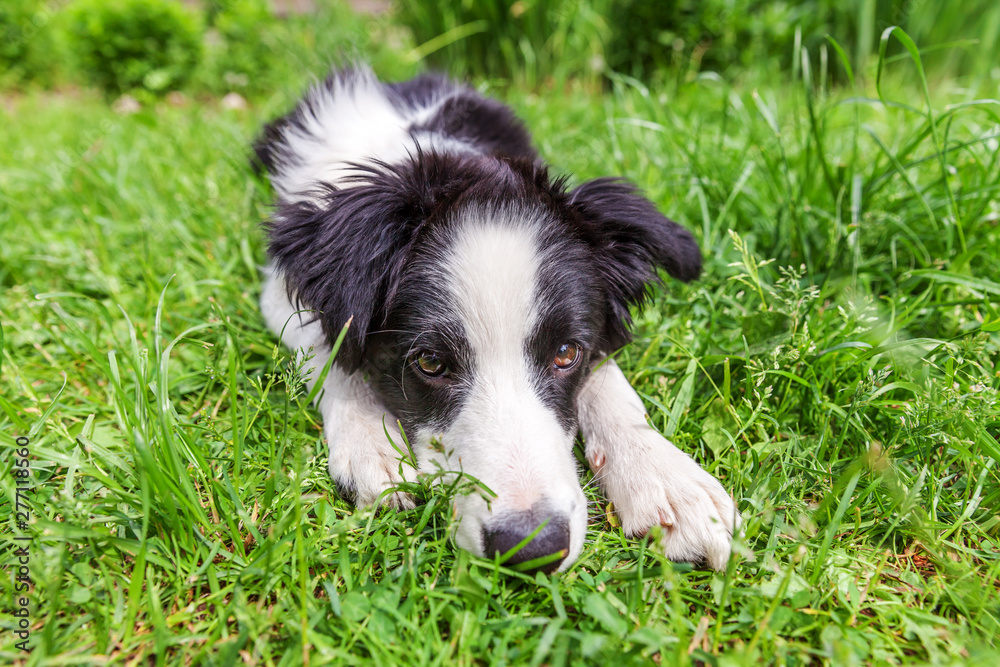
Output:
(582, 469), (611, 491)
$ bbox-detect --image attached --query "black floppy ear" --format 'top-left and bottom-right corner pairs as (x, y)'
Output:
(569, 178), (702, 351)
(266, 164), (438, 371)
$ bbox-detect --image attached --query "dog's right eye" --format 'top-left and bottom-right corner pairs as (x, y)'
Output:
(413, 351), (447, 378)
(553, 342), (582, 371)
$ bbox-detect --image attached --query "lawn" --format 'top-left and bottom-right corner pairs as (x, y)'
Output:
(1, 6), (1000, 666)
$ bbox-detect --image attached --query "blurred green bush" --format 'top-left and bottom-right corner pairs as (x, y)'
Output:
(1, 0), (996, 96)
(0, 0), (63, 86)
(395, 0), (1000, 83)
(606, 0), (827, 77)
(198, 0), (282, 94)
(0, 0), (38, 81)
(394, 0), (611, 85)
(65, 0), (203, 95)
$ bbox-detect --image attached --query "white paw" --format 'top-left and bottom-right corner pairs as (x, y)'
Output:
(327, 420), (418, 510)
(589, 428), (739, 570)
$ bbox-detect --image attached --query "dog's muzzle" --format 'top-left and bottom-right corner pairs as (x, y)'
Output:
(481, 499), (571, 574)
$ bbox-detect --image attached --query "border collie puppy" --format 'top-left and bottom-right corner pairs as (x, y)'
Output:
(255, 66), (739, 573)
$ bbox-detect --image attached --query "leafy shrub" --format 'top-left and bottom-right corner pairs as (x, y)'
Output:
(185, 0), (418, 98)
(65, 0), (202, 95)
(202, 0), (281, 93)
(0, 0), (62, 86)
(394, 0), (610, 84)
(395, 0), (1000, 83)
(0, 0), (38, 76)
(606, 0), (824, 77)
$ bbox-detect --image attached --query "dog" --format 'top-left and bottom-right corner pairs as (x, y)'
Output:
(255, 66), (738, 573)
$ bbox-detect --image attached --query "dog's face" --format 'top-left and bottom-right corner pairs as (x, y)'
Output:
(368, 205), (602, 569)
(269, 154), (701, 571)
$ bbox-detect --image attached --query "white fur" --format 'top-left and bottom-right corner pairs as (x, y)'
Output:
(260, 267), (416, 508)
(271, 68), (468, 200)
(410, 209), (587, 569)
(578, 358), (740, 570)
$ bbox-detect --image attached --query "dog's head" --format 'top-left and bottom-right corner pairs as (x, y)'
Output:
(268, 153), (701, 572)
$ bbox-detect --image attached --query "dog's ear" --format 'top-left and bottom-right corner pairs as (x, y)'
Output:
(568, 178), (702, 351)
(266, 160), (453, 370)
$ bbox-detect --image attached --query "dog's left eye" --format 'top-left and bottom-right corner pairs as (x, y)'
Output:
(553, 343), (582, 371)
(413, 351), (447, 378)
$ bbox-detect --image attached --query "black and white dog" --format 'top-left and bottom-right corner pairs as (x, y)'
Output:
(255, 67), (738, 573)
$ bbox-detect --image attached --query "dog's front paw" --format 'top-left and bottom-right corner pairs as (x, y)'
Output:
(327, 421), (417, 510)
(589, 429), (739, 570)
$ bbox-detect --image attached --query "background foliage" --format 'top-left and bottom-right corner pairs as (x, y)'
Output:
(2, 0), (999, 94)
(64, 0), (203, 95)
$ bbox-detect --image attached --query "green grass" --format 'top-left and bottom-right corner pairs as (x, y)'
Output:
(2, 21), (1000, 667)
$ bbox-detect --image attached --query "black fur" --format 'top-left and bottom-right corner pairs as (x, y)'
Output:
(567, 178), (703, 350)
(255, 68), (536, 175)
(410, 91), (537, 160)
(265, 153), (466, 371)
(266, 154), (701, 361)
(387, 72), (536, 159)
(259, 68), (702, 432)
(385, 72), (458, 110)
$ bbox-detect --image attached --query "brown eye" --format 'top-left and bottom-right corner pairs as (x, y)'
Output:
(553, 343), (582, 371)
(413, 351), (447, 378)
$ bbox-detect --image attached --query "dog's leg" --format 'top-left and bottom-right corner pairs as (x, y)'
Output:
(260, 268), (416, 509)
(578, 358), (738, 569)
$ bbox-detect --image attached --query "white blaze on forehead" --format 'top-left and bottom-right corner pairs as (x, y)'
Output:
(443, 208), (544, 365)
(437, 206), (557, 510)
(434, 206), (587, 566)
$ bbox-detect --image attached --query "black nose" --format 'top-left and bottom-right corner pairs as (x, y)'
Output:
(482, 502), (571, 574)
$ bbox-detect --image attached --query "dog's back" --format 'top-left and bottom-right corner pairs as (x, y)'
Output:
(253, 66), (535, 199)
